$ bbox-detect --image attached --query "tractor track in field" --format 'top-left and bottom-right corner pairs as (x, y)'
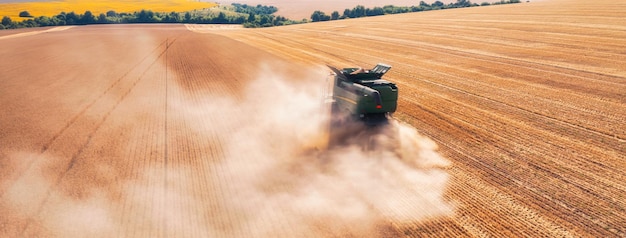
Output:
(256, 30), (613, 232)
(401, 109), (621, 237)
(15, 36), (180, 236)
(388, 23), (626, 55)
(265, 29), (624, 144)
(39, 39), (172, 154)
(398, 86), (625, 189)
(250, 29), (625, 143)
(408, 98), (619, 234)
(214, 5), (624, 234)
(282, 25), (626, 109)
(2, 0), (626, 236)
(0, 38), (172, 199)
(396, 81), (626, 224)
(162, 37), (171, 237)
(257, 27), (626, 89)
(302, 28), (626, 101)
(391, 65), (625, 149)
(241, 27), (624, 206)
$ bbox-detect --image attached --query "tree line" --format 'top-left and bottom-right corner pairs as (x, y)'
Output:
(311, 0), (522, 22)
(0, 4), (302, 30)
(1, 0), (523, 30)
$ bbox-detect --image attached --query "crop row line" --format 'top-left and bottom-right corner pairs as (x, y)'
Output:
(17, 36), (176, 236)
(294, 30), (624, 142)
(398, 101), (616, 237)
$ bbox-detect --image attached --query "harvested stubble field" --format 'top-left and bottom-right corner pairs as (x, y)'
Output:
(1, 0), (625, 237)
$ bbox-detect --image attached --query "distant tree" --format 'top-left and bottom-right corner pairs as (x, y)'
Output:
(410, 6), (424, 12)
(273, 15), (286, 25)
(454, 0), (472, 7)
(136, 9), (155, 23)
(54, 12), (66, 25)
(34, 16), (53, 26)
(331, 11), (340, 20)
(168, 12), (181, 22)
(366, 7), (384, 16)
(106, 10), (117, 17)
(232, 3), (277, 15)
(342, 9), (351, 18)
(82, 11), (96, 24)
(259, 14), (274, 25)
(234, 15), (246, 24)
(97, 13), (108, 23)
(65, 11), (79, 25)
(2, 16), (12, 26)
(19, 11), (32, 17)
(310, 10), (330, 22)
(0, 24), (5, 30)
(311, 11), (322, 22)
(21, 18), (37, 27)
(352, 5), (366, 18)
(247, 12), (256, 22)
(383, 5), (397, 14)
(432, 1), (445, 7)
(214, 12), (227, 23)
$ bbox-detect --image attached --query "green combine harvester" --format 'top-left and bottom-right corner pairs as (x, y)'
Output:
(328, 63), (398, 126)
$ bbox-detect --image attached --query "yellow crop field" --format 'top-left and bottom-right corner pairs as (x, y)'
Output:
(0, 0), (217, 21)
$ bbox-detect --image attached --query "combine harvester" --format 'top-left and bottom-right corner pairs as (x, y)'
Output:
(327, 63), (398, 125)
(326, 63), (398, 148)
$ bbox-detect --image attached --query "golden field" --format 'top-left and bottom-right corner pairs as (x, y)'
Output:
(0, 0), (625, 237)
(0, 0), (217, 21)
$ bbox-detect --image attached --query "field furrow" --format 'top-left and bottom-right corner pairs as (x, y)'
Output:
(2, 0), (626, 237)
(207, 1), (625, 236)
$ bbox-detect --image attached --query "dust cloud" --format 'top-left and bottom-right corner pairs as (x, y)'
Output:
(179, 62), (454, 236)
(0, 152), (117, 237)
(0, 61), (453, 237)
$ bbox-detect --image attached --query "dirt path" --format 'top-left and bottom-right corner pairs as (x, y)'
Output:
(0, 26), (74, 40)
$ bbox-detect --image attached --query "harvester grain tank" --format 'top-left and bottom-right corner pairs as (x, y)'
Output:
(328, 63), (398, 125)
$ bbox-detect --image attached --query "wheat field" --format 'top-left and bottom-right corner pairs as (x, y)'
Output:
(1, 0), (625, 236)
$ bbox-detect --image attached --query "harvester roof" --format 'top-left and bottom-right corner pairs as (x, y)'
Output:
(342, 63), (392, 82)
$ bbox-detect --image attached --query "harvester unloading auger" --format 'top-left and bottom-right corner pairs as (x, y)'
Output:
(327, 63), (398, 126)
